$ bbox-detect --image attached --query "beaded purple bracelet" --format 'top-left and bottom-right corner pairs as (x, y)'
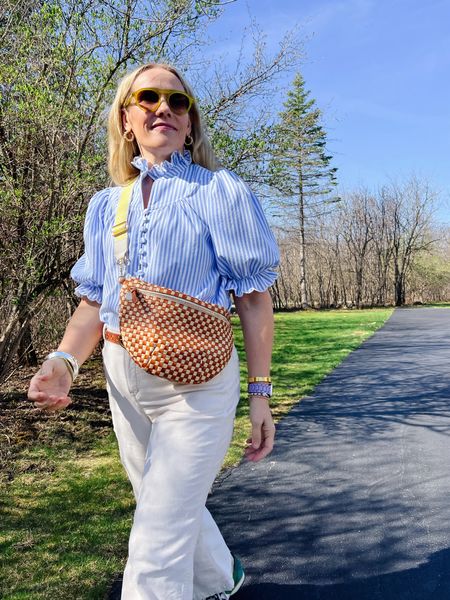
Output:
(248, 381), (273, 397)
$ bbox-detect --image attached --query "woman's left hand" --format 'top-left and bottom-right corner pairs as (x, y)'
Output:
(244, 396), (275, 462)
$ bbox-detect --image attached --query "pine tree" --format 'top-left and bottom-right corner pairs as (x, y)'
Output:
(269, 73), (339, 308)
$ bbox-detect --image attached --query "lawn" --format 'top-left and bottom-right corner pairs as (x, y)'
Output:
(0, 308), (392, 599)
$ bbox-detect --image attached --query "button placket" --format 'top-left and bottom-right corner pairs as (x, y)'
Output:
(138, 214), (150, 274)
(137, 175), (159, 276)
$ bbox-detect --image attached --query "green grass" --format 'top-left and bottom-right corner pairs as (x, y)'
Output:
(1, 434), (133, 600)
(1, 308), (392, 599)
(421, 302), (450, 308)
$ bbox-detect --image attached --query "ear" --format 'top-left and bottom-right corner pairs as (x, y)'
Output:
(121, 108), (130, 133)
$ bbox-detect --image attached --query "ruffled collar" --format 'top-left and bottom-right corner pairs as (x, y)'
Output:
(131, 149), (192, 180)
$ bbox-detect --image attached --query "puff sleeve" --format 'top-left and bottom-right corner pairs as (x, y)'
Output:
(208, 169), (280, 297)
(70, 188), (110, 304)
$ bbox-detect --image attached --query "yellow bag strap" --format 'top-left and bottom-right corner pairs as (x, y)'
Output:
(112, 178), (138, 280)
(112, 179), (137, 239)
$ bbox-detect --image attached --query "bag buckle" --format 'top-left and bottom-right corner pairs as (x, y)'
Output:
(112, 221), (128, 237)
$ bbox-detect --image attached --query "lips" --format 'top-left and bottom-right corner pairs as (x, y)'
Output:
(151, 122), (176, 130)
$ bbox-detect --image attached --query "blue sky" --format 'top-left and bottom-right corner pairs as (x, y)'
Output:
(207, 0), (450, 222)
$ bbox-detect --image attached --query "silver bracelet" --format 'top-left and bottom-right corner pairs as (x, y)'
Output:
(45, 351), (79, 382)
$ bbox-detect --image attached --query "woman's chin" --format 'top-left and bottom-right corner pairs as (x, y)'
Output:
(140, 141), (184, 163)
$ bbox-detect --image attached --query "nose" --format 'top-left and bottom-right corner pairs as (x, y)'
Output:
(154, 96), (171, 115)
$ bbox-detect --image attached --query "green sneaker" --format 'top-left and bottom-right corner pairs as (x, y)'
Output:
(204, 555), (245, 599)
(226, 554), (245, 596)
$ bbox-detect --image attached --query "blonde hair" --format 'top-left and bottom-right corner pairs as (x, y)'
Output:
(107, 62), (219, 185)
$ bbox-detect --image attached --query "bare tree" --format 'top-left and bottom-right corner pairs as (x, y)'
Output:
(381, 178), (437, 306)
(339, 190), (375, 308)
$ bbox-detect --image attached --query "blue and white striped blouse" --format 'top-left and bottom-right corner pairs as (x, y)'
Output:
(71, 150), (280, 332)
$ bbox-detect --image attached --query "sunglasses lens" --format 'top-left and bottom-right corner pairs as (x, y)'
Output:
(136, 89), (160, 110)
(168, 92), (191, 114)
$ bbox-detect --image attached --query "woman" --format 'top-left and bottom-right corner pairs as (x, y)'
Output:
(27, 62), (279, 600)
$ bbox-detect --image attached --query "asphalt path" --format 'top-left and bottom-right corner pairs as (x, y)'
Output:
(207, 308), (450, 600)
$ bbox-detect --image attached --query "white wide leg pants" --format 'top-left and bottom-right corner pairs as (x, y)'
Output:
(102, 340), (240, 600)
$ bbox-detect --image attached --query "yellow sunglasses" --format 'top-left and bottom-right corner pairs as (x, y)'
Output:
(123, 88), (195, 115)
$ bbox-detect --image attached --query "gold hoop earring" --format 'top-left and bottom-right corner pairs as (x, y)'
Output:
(185, 134), (194, 147)
(123, 129), (135, 142)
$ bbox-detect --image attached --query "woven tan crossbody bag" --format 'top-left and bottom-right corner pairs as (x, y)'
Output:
(112, 180), (234, 384)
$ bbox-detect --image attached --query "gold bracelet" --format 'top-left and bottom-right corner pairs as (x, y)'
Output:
(247, 376), (272, 383)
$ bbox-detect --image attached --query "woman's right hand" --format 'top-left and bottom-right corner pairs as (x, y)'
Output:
(27, 359), (73, 412)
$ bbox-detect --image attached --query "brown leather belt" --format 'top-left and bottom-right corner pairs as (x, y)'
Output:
(104, 329), (123, 346)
